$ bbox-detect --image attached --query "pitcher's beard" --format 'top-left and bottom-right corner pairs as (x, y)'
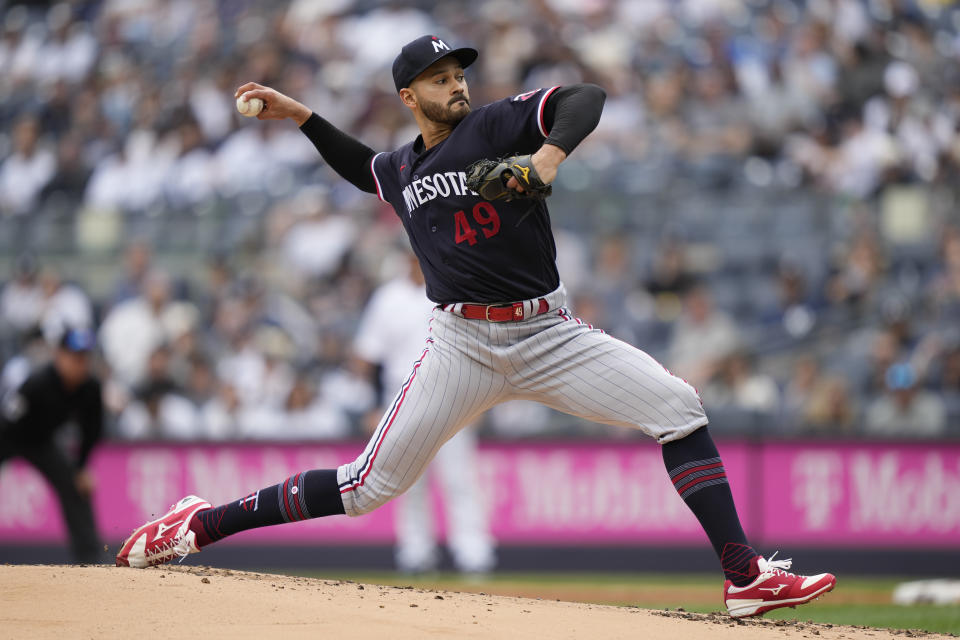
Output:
(421, 97), (470, 125)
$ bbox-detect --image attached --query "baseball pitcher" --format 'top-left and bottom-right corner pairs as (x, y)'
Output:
(116, 35), (835, 618)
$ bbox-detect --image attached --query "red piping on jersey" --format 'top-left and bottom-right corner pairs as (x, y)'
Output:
(558, 307), (604, 333)
(537, 86), (560, 138)
(370, 152), (386, 202)
(340, 347), (429, 494)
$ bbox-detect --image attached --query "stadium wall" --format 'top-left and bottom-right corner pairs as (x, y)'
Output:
(1, 440), (957, 573)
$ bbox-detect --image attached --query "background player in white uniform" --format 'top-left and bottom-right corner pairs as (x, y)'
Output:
(354, 251), (494, 574)
(117, 34), (836, 618)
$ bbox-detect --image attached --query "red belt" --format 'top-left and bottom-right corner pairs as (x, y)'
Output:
(459, 298), (549, 322)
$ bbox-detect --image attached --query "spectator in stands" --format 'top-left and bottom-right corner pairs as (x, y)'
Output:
(703, 350), (780, 415)
(645, 239), (695, 324)
(319, 353), (376, 428)
(288, 372), (348, 437)
(39, 133), (92, 208)
(781, 356), (821, 433)
(184, 353), (217, 409)
(222, 274), (320, 365)
(197, 253), (235, 327)
(217, 325), (295, 416)
(115, 345), (200, 440)
(801, 374), (859, 436)
(668, 283), (740, 389)
(936, 345), (960, 394)
(0, 253), (43, 337)
(592, 236), (635, 310)
(590, 235), (648, 339)
(761, 262), (819, 340)
(828, 111), (897, 199)
(163, 119), (216, 208)
(933, 345), (960, 430)
(826, 231), (887, 318)
(928, 227), (960, 322)
(244, 371), (349, 441)
(864, 363), (946, 438)
(111, 240), (153, 306)
(37, 266), (93, 342)
(0, 116), (55, 216)
(189, 67), (235, 144)
(0, 262), (86, 339)
(84, 131), (171, 212)
(33, 4), (97, 85)
(99, 269), (198, 387)
(214, 120), (276, 197)
(856, 328), (903, 397)
(681, 67), (753, 185)
(199, 381), (243, 441)
(275, 189), (357, 281)
(253, 326), (297, 409)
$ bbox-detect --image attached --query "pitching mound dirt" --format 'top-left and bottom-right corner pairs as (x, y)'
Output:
(0, 565), (949, 639)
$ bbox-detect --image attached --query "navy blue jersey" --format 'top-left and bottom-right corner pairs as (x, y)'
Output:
(370, 87), (561, 304)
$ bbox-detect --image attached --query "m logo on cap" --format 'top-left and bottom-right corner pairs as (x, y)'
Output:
(432, 38), (450, 53)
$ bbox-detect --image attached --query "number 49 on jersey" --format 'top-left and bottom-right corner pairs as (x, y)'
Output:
(454, 201), (501, 246)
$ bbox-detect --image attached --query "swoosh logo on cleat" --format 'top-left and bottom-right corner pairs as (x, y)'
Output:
(758, 584), (788, 596)
(154, 520), (183, 541)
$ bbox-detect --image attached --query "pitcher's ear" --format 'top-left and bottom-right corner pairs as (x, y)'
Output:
(399, 88), (417, 109)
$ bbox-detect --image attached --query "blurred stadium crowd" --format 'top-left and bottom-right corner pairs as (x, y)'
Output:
(1, 0), (960, 441)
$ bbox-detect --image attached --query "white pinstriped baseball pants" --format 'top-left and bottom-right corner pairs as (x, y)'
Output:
(337, 284), (708, 516)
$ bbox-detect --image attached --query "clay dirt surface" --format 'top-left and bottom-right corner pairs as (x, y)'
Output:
(0, 565), (951, 640)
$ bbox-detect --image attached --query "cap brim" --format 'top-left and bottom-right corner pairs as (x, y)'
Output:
(449, 47), (479, 70)
(63, 344), (94, 353)
(61, 331), (96, 352)
(404, 47), (478, 90)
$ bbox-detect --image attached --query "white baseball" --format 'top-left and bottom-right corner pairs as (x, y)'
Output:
(236, 95), (264, 117)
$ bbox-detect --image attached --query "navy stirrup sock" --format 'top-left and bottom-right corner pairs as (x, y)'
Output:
(661, 426), (759, 586)
(191, 469), (344, 547)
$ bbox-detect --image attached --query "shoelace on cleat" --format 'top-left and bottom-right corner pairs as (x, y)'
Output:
(144, 533), (193, 565)
(759, 551), (794, 579)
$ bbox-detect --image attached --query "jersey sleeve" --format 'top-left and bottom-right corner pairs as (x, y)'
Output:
(369, 153), (389, 203)
(478, 86), (561, 155)
(370, 151), (402, 204)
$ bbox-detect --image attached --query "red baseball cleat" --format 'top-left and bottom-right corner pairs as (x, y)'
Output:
(724, 553), (836, 618)
(116, 495), (211, 568)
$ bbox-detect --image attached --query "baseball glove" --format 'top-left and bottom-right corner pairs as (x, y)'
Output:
(464, 154), (552, 202)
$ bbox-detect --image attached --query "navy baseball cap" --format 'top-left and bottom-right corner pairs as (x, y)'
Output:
(885, 362), (916, 390)
(392, 35), (478, 93)
(60, 327), (95, 352)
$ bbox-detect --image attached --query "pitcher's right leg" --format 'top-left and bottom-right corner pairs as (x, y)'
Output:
(338, 331), (507, 516)
(117, 327), (506, 568)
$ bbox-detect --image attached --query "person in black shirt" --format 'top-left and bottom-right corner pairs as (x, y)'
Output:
(0, 328), (103, 563)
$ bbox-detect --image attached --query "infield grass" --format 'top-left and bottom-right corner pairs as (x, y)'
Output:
(277, 570), (960, 635)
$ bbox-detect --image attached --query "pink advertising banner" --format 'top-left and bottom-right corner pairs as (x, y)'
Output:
(758, 442), (960, 547)
(0, 441), (957, 548)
